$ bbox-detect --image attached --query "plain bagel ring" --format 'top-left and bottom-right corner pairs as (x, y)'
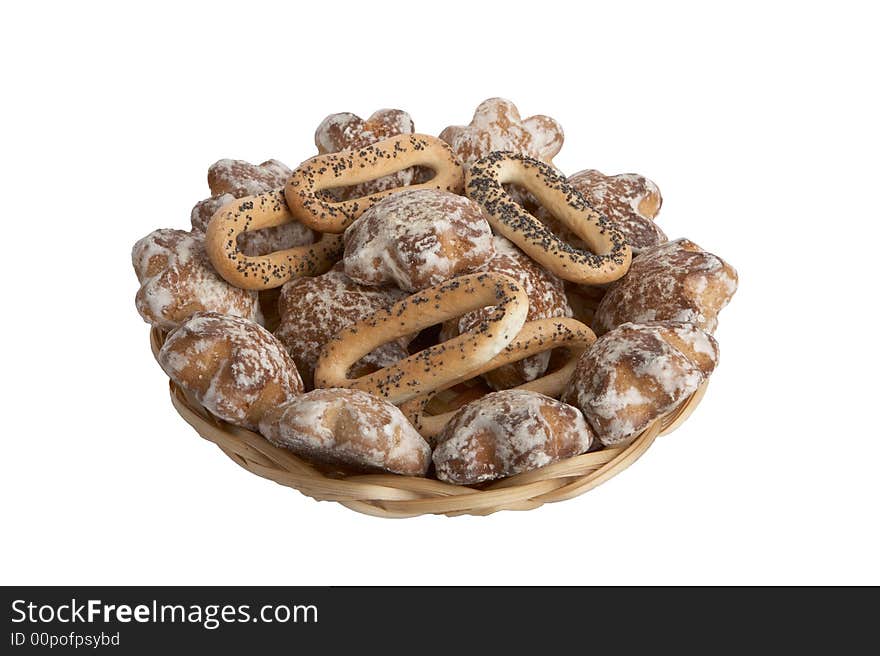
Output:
(314, 272), (529, 405)
(284, 133), (465, 233)
(205, 189), (344, 290)
(400, 317), (596, 439)
(465, 151), (632, 285)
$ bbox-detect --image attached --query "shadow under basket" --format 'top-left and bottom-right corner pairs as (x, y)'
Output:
(150, 328), (709, 518)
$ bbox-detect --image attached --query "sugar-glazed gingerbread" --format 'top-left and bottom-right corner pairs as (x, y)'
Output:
(439, 98), (564, 169)
(566, 169), (666, 253)
(132, 229), (262, 330)
(432, 389), (593, 485)
(343, 189), (495, 292)
(259, 388), (431, 476)
(562, 321), (718, 446)
(158, 312), (303, 430)
(592, 238), (738, 335)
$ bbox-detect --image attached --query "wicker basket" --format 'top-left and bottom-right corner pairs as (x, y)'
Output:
(150, 327), (708, 518)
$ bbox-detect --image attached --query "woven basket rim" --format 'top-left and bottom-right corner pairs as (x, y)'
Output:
(150, 327), (708, 518)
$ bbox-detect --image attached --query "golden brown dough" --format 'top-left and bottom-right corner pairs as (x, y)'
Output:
(275, 264), (412, 389)
(258, 388), (431, 476)
(342, 189), (495, 292)
(440, 236), (572, 389)
(314, 108), (416, 199)
(285, 134), (465, 233)
(561, 321), (718, 446)
(132, 229), (262, 330)
(190, 158), (314, 257)
(158, 312), (303, 430)
(592, 238), (738, 335)
(432, 390), (593, 485)
(314, 272), (529, 405)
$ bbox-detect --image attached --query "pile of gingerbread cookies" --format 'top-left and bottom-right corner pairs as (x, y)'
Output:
(133, 98), (737, 485)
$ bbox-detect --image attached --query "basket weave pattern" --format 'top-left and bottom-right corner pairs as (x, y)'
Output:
(151, 327), (708, 518)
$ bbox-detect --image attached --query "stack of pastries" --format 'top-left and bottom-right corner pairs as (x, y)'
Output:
(133, 98), (737, 486)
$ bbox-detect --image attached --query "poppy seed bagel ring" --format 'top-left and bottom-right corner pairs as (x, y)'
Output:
(205, 189), (344, 290)
(314, 272), (529, 405)
(400, 317), (596, 439)
(285, 133), (465, 233)
(465, 151), (632, 285)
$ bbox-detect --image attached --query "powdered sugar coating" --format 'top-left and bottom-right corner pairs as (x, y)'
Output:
(208, 158), (292, 197)
(132, 229), (262, 330)
(439, 98), (564, 169)
(158, 312), (303, 430)
(433, 390), (592, 485)
(565, 169), (667, 253)
(275, 264), (412, 388)
(258, 388), (431, 476)
(343, 189), (495, 292)
(561, 321), (718, 445)
(314, 109), (416, 199)
(190, 159), (314, 257)
(593, 239), (738, 335)
(441, 236), (572, 389)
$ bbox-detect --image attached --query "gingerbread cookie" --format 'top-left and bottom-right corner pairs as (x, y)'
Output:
(343, 189), (495, 292)
(432, 389), (593, 484)
(566, 169), (666, 253)
(259, 388), (431, 476)
(158, 312), (303, 430)
(562, 321), (718, 446)
(592, 239), (738, 335)
(132, 229), (262, 330)
(439, 98), (564, 169)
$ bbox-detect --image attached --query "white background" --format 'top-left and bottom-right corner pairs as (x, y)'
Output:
(2, 1), (877, 585)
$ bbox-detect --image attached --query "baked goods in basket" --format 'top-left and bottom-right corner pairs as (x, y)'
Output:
(342, 189), (495, 292)
(158, 312), (303, 430)
(432, 389), (593, 484)
(440, 236), (572, 390)
(133, 229), (262, 330)
(137, 97), (739, 517)
(562, 321), (718, 446)
(592, 238), (738, 335)
(259, 388), (431, 476)
(274, 264), (412, 389)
